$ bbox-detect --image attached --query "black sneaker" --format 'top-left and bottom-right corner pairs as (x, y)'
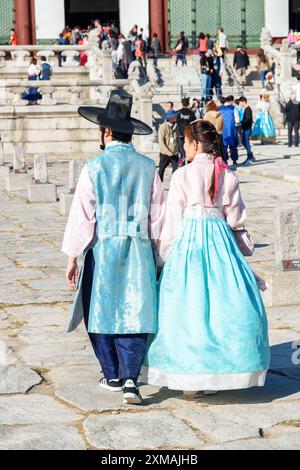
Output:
(123, 379), (142, 405)
(99, 377), (123, 392)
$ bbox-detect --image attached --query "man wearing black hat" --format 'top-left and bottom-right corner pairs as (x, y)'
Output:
(177, 98), (196, 164)
(62, 89), (165, 405)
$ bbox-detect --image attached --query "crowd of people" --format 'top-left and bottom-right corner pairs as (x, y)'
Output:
(158, 92), (277, 178)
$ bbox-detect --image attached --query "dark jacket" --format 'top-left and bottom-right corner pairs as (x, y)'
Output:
(233, 50), (250, 69)
(123, 40), (133, 65)
(200, 56), (214, 75)
(40, 62), (52, 80)
(242, 106), (253, 131)
(177, 107), (196, 137)
(285, 100), (300, 122)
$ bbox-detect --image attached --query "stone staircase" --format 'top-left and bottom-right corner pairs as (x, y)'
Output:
(151, 54), (265, 109)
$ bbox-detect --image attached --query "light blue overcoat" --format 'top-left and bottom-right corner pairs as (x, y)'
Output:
(68, 143), (158, 335)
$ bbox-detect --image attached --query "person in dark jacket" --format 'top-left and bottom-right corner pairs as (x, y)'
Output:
(233, 46), (250, 84)
(177, 97), (196, 162)
(239, 97), (255, 163)
(39, 56), (52, 81)
(285, 93), (300, 147)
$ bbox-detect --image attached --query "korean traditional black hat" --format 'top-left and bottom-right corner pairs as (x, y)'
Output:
(78, 88), (153, 135)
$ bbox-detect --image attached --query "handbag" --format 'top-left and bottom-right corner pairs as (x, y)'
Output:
(232, 228), (255, 256)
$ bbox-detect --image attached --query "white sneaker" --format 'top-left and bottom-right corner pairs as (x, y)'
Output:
(123, 379), (143, 405)
(99, 378), (123, 392)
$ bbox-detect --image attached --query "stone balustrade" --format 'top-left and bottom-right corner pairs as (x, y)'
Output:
(0, 78), (130, 107)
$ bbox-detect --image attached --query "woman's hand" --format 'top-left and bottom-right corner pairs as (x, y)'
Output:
(65, 257), (79, 290)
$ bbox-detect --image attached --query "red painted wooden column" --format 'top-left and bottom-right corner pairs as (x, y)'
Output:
(149, 0), (166, 52)
(15, 0), (35, 45)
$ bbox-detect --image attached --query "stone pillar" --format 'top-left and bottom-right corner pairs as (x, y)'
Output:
(280, 39), (293, 82)
(15, 0), (35, 45)
(275, 207), (300, 271)
(29, 154), (57, 203)
(149, 0), (165, 53)
(102, 50), (113, 81)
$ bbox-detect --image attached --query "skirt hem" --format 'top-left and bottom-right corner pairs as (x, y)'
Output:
(140, 366), (268, 391)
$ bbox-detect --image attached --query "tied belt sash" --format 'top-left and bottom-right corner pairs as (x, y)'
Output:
(96, 218), (149, 239)
(183, 205), (225, 219)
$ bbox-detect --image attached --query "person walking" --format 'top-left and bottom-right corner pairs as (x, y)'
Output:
(252, 94), (276, 144)
(151, 33), (161, 67)
(175, 32), (188, 66)
(198, 32), (208, 58)
(206, 34), (214, 51)
(142, 120), (270, 393)
(233, 46), (250, 84)
(9, 28), (17, 45)
(256, 49), (270, 89)
(21, 58), (42, 105)
(239, 97), (255, 163)
(191, 98), (202, 119)
(200, 50), (214, 100)
(217, 27), (228, 58)
(204, 100), (225, 157)
(135, 34), (147, 70)
(219, 96), (239, 169)
(211, 49), (224, 99)
(158, 110), (180, 181)
(284, 92), (300, 147)
(62, 89), (165, 406)
(203, 100), (224, 134)
(177, 98), (196, 164)
(39, 56), (53, 81)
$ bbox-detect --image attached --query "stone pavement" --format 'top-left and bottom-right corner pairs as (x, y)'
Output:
(0, 136), (300, 450)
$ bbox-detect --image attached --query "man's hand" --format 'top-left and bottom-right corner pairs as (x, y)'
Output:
(66, 257), (79, 290)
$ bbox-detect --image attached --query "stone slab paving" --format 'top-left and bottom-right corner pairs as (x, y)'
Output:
(0, 425), (86, 450)
(83, 412), (204, 450)
(0, 141), (300, 449)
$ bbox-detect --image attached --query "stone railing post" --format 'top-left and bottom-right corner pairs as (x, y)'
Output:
(38, 86), (57, 105)
(36, 50), (55, 64)
(61, 50), (80, 67)
(11, 50), (30, 66)
(102, 50), (113, 81)
(69, 86), (82, 105)
(0, 51), (6, 66)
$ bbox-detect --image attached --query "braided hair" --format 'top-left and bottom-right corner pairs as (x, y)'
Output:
(184, 120), (222, 203)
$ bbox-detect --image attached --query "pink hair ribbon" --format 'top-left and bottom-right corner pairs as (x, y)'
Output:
(214, 156), (228, 195)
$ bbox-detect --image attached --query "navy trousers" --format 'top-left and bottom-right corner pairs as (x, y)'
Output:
(242, 129), (254, 160)
(82, 249), (148, 382)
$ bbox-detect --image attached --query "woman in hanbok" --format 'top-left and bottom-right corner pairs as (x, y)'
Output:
(142, 119), (270, 393)
(21, 58), (42, 105)
(251, 94), (276, 144)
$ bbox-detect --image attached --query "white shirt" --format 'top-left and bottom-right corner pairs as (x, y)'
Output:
(218, 32), (228, 48)
(28, 64), (39, 77)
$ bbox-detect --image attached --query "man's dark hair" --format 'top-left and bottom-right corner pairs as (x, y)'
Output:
(239, 97), (247, 103)
(111, 130), (133, 143)
(182, 97), (190, 107)
(234, 99), (240, 105)
(167, 101), (174, 107)
(219, 97), (226, 105)
(41, 56), (47, 61)
(226, 95), (234, 103)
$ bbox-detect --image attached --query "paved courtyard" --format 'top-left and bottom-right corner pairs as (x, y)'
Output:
(0, 135), (300, 450)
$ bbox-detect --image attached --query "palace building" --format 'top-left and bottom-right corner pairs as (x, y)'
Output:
(0, 0), (299, 50)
